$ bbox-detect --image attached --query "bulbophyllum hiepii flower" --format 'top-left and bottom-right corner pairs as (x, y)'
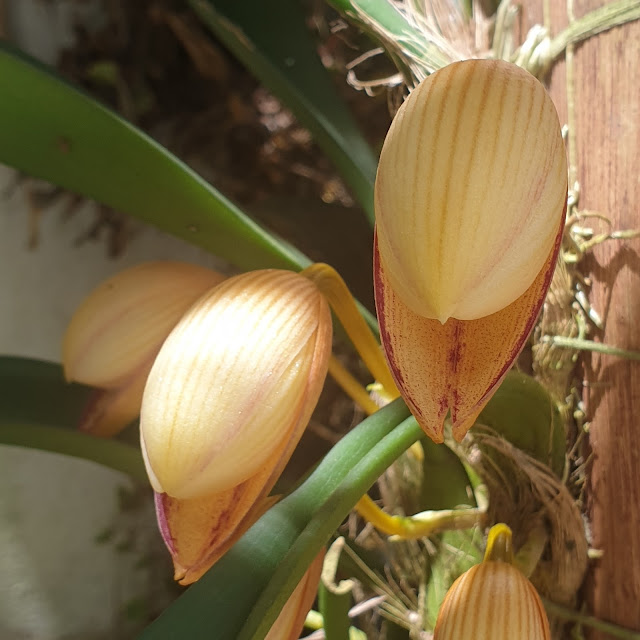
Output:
(434, 524), (550, 640)
(140, 269), (332, 583)
(374, 59), (567, 442)
(62, 261), (226, 436)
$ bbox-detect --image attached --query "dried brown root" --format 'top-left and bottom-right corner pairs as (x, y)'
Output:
(464, 427), (588, 607)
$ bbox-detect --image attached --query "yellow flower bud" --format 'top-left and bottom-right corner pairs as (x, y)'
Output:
(140, 268), (333, 499)
(374, 59), (567, 442)
(141, 269), (332, 583)
(62, 261), (225, 436)
(63, 261), (225, 388)
(434, 525), (550, 640)
(434, 561), (550, 640)
(376, 59), (566, 323)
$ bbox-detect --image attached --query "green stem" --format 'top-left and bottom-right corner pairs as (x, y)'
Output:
(543, 598), (640, 640)
(540, 335), (640, 362)
(0, 422), (148, 482)
(319, 578), (352, 640)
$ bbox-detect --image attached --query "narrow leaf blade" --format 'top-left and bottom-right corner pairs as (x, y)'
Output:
(0, 42), (308, 273)
(0, 357), (146, 480)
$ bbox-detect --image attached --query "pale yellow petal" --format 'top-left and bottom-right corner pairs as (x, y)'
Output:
(265, 550), (325, 640)
(155, 470), (278, 585)
(78, 362), (150, 437)
(63, 261), (225, 387)
(140, 269), (332, 499)
(375, 59), (567, 322)
(374, 222), (562, 442)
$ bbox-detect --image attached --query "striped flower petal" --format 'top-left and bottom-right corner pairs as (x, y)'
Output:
(140, 269), (332, 500)
(374, 59), (567, 441)
(63, 261), (225, 388)
(374, 216), (563, 442)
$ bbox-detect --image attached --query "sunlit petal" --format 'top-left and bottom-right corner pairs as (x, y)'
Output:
(63, 261), (225, 388)
(141, 269), (332, 499)
(375, 59), (567, 323)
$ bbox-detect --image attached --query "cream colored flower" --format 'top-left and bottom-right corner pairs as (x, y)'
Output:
(140, 269), (333, 583)
(62, 261), (225, 435)
(374, 59), (567, 442)
(434, 524), (550, 640)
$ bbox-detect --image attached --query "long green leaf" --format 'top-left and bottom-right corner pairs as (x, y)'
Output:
(0, 357), (90, 428)
(0, 42), (379, 331)
(139, 399), (419, 639)
(189, 0), (378, 223)
(0, 42), (307, 273)
(0, 357), (146, 481)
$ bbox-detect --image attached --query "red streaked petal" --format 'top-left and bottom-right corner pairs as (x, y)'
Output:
(374, 214), (564, 442)
(154, 471), (277, 585)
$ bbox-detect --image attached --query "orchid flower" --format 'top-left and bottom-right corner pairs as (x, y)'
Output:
(140, 269), (332, 583)
(374, 59), (567, 442)
(62, 261), (225, 436)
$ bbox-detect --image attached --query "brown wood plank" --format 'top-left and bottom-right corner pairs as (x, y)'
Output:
(523, 0), (640, 632)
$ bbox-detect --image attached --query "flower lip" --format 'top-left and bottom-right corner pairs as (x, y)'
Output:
(373, 189), (566, 443)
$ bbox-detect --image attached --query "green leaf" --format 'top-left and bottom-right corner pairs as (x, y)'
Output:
(0, 357), (90, 428)
(0, 42), (379, 332)
(0, 357), (147, 481)
(139, 399), (419, 640)
(0, 42), (307, 273)
(189, 0), (378, 223)
(477, 370), (566, 477)
(420, 438), (474, 511)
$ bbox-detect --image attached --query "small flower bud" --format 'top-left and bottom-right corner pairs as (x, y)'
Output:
(434, 524), (550, 640)
(63, 261), (225, 388)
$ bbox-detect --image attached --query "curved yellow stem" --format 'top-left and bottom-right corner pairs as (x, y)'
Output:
(484, 523), (514, 564)
(302, 263), (398, 397)
(355, 494), (485, 540)
(304, 263), (474, 542)
(328, 356), (381, 416)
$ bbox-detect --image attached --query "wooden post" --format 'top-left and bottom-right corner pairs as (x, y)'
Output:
(524, 0), (640, 632)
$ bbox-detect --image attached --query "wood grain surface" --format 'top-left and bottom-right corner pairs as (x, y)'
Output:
(523, 0), (640, 632)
